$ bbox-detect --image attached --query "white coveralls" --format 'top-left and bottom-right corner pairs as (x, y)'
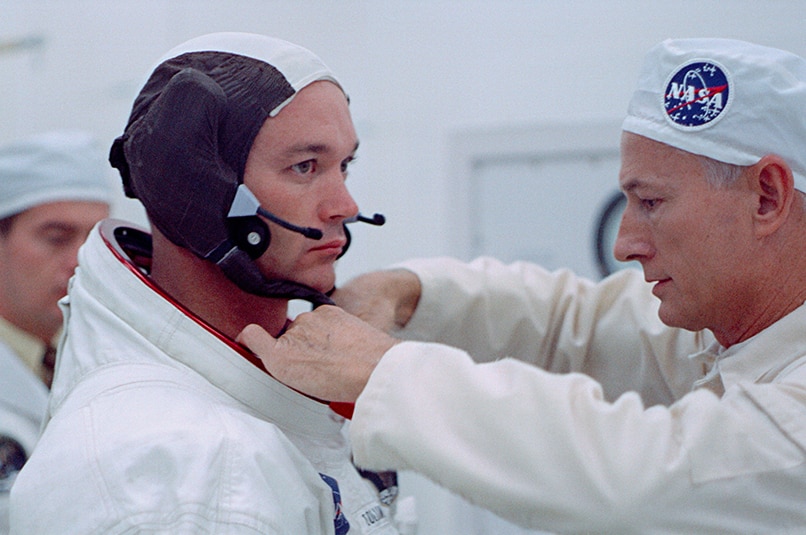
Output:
(10, 223), (402, 535)
(350, 257), (806, 534)
(0, 343), (47, 534)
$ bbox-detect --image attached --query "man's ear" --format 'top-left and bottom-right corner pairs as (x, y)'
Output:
(750, 154), (795, 237)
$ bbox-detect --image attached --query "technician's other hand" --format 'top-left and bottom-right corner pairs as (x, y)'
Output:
(331, 269), (421, 333)
(236, 305), (399, 403)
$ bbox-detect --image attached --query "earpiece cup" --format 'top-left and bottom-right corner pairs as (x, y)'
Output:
(227, 216), (271, 259)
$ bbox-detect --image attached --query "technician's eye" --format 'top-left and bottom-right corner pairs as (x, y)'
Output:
(291, 160), (316, 175)
(41, 231), (73, 249)
(641, 198), (661, 211)
(341, 156), (356, 174)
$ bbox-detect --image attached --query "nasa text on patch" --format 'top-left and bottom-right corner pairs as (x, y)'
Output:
(663, 59), (732, 130)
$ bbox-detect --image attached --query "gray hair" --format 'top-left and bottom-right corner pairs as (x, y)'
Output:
(695, 154), (806, 211)
(696, 156), (745, 188)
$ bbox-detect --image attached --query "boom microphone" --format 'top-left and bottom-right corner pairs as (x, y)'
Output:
(257, 208), (386, 240)
(348, 213), (386, 226)
(229, 184), (385, 242)
(257, 206), (323, 240)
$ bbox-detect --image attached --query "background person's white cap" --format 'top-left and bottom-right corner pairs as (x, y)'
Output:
(622, 38), (806, 192)
(0, 130), (113, 220)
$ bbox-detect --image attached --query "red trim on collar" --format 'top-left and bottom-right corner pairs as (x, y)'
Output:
(97, 219), (354, 419)
(98, 219), (267, 371)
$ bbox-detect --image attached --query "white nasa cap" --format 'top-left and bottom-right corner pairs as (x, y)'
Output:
(622, 38), (806, 192)
(0, 131), (113, 220)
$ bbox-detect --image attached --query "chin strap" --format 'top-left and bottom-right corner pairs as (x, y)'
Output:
(210, 242), (335, 308)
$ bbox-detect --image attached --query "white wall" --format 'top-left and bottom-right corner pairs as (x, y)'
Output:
(2, 2), (804, 533)
(3, 0), (805, 280)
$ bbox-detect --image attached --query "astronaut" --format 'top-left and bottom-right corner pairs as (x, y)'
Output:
(10, 32), (406, 535)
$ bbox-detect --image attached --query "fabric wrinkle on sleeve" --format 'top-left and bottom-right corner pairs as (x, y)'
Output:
(349, 339), (806, 533)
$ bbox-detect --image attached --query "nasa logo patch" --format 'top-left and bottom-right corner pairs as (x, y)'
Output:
(319, 473), (350, 535)
(663, 59), (732, 130)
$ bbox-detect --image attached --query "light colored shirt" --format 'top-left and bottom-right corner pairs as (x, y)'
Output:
(0, 318), (51, 385)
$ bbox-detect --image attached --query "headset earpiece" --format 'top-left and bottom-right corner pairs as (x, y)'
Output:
(227, 216), (271, 259)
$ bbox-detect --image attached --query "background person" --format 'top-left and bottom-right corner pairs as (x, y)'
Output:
(10, 33), (409, 534)
(239, 38), (806, 533)
(0, 131), (111, 534)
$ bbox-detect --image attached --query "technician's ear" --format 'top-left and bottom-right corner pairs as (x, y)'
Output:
(751, 154), (795, 237)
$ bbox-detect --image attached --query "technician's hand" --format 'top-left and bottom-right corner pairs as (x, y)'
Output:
(331, 269), (421, 333)
(237, 305), (399, 403)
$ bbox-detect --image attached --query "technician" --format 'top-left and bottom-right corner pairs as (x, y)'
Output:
(0, 131), (110, 534)
(239, 38), (806, 533)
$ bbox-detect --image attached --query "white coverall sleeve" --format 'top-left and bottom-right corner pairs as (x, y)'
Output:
(396, 256), (710, 404)
(350, 342), (806, 534)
